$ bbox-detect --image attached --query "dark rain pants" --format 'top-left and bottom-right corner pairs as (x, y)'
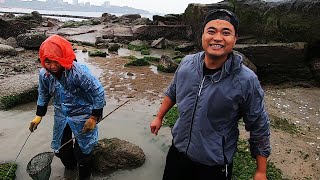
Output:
(55, 124), (92, 180)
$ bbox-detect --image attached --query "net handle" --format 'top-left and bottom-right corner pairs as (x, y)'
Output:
(57, 100), (130, 151)
(5, 132), (32, 179)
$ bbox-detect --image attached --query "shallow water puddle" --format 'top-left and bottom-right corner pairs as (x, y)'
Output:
(0, 53), (172, 180)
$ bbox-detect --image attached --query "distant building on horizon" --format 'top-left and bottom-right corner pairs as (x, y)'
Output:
(103, 1), (110, 7)
(72, 0), (78, 5)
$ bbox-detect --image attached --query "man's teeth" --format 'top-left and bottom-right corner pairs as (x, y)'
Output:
(210, 44), (223, 48)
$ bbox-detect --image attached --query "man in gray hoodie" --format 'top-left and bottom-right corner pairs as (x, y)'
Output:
(150, 9), (271, 180)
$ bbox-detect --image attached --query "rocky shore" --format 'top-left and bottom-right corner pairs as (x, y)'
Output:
(0, 0), (320, 179)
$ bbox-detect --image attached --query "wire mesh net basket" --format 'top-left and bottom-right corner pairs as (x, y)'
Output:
(26, 152), (54, 180)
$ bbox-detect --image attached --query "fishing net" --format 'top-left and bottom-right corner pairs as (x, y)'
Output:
(26, 152), (54, 180)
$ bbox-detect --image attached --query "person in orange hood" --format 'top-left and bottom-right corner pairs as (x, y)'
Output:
(29, 34), (106, 180)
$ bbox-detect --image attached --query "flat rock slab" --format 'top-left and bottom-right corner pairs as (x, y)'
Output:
(0, 73), (38, 98)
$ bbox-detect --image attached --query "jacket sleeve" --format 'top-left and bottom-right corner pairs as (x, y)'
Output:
(36, 69), (51, 116)
(241, 76), (271, 158)
(74, 65), (106, 111)
(164, 73), (177, 103)
(164, 56), (189, 103)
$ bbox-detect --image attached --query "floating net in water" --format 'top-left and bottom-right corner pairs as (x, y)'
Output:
(26, 152), (54, 180)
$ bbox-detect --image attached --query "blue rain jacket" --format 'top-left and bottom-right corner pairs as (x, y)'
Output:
(165, 51), (271, 166)
(37, 62), (106, 154)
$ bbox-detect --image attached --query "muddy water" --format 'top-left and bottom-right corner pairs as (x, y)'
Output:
(117, 48), (176, 59)
(0, 51), (172, 180)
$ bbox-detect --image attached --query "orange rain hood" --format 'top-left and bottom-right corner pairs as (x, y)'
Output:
(39, 34), (75, 70)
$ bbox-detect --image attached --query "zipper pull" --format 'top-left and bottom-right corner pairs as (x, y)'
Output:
(225, 164), (228, 178)
(198, 76), (206, 96)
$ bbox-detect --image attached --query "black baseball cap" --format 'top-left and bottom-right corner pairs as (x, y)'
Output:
(203, 9), (239, 34)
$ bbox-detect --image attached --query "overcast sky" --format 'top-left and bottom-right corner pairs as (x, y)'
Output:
(63, 0), (223, 14)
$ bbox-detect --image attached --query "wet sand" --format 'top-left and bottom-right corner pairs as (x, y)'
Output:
(0, 99), (172, 180)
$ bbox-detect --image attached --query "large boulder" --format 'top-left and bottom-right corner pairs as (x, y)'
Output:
(119, 14), (141, 24)
(15, 11), (43, 24)
(132, 17), (152, 25)
(0, 44), (17, 56)
(0, 19), (34, 39)
(132, 25), (192, 40)
(157, 55), (179, 73)
(183, 0), (320, 46)
(101, 13), (119, 23)
(234, 42), (312, 84)
(151, 37), (175, 49)
(310, 58), (320, 84)
(175, 42), (194, 52)
(233, 50), (257, 74)
(92, 138), (145, 173)
(153, 14), (184, 25)
(16, 32), (47, 49)
(101, 27), (135, 43)
(5, 37), (18, 48)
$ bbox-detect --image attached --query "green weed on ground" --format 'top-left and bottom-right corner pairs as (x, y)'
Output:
(128, 44), (149, 51)
(271, 116), (299, 134)
(124, 58), (150, 67)
(233, 140), (285, 180)
(0, 163), (18, 180)
(163, 106), (179, 127)
(88, 50), (107, 57)
(163, 107), (285, 179)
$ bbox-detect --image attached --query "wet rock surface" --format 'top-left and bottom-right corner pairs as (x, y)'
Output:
(16, 32), (47, 49)
(92, 138), (145, 174)
(0, 50), (39, 80)
(0, 44), (17, 56)
(0, 4), (320, 178)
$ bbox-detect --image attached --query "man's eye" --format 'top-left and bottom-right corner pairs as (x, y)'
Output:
(223, 31), (231, 36)
(207, 30), (215, 35)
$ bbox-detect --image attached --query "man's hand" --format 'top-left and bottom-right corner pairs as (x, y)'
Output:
(254, 171), (267, 180)
(29, 116), (42, 132)
(254, 155), (267, 180)
(82, 116), (97, 133)
(150, 117), (162, 135)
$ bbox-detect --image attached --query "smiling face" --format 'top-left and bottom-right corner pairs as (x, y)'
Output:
(202, 19), (237, 62)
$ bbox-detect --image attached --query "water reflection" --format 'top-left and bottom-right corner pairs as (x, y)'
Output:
(75, 50), (103, 78)
(0, 49), (172, 179)
(149, 65), (159, 74)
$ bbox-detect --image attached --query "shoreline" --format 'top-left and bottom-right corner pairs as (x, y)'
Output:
(0, 10), (94, 20)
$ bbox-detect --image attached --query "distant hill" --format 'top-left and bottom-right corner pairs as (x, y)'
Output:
(2, 0), (150, 14)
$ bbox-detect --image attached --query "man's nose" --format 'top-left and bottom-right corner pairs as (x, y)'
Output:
(212, 32), (223, 41)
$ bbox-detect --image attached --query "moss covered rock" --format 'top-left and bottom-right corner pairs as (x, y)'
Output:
(0, 163), (18, 180)
(88, 50), (107, 57)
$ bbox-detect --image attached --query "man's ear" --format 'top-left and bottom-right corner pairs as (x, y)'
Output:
(234, 35), (238, 45)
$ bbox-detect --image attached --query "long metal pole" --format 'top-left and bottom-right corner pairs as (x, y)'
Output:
(57, 100), (130, 151)
(5, 132), (32, 179)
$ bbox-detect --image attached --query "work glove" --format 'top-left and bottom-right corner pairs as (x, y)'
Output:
(82, 116), (97, 133)
(29, 116), (42, 132)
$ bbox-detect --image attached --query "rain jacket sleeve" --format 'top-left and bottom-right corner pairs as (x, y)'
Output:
(242, 76), (271, 158)
(36, 69), (52, 116)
